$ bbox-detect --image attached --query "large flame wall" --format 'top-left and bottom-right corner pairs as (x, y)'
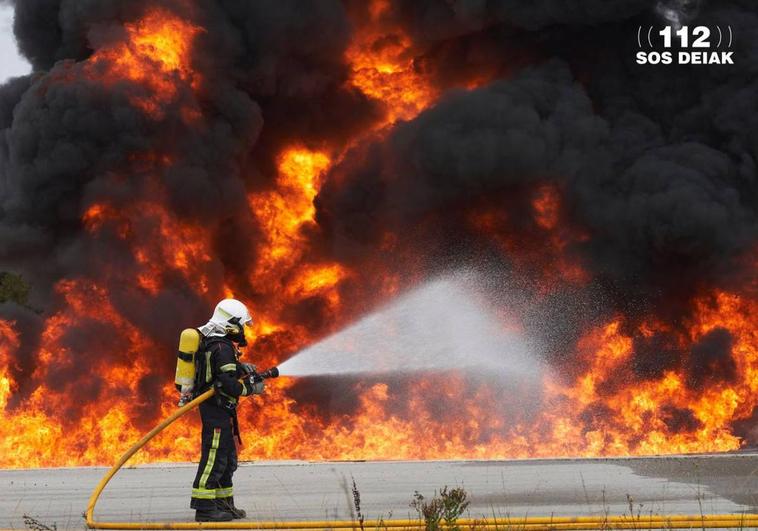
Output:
(0, 0), (756, 468)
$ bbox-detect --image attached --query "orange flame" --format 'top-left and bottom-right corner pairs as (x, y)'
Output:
(246, 146), (347, 339)
(250, 148), (332, 263)
(88, 8), (202, 117)
(0, 5), (756, 470)
(0, 287), (755, 467)
(346, 0), (436, 124)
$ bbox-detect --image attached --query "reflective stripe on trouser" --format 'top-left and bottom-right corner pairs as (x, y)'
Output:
(190, 424), (237, 510)
(216, 487), (233, 498)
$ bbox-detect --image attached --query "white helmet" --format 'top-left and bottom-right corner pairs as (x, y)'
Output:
(203, 298), (253, 337)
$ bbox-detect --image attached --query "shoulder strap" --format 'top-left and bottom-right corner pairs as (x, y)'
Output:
(193, 332), (217, 394)
(193, 335), (238, 398)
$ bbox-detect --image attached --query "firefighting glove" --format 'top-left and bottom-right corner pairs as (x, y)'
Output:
(241, 379), (265, 396)
(241, 363), (256, 376)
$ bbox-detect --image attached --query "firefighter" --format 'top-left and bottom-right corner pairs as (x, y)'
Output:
(190, 298), (264, 522)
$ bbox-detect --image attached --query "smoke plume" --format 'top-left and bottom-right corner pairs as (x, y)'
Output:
(0, 0), (756, 464)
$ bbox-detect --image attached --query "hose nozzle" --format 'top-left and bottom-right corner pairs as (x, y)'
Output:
(251, 366), (279, 383)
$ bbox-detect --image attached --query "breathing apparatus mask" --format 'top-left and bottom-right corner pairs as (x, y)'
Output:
(224, 316), (250, 346)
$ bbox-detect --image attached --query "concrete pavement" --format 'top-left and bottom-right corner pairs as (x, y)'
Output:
(2, 454), (757, 529)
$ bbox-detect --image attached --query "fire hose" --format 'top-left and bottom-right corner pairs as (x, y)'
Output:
(85, 368), (278, 528)
(85, 369), (758, 530)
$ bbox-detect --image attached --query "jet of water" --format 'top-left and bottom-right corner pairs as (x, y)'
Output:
(277, 274), (540, 378)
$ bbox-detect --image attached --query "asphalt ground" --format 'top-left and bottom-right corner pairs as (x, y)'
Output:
(2, 453), (757, 529)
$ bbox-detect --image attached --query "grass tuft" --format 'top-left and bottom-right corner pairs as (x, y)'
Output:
(23, 515), (56, 531)
(352, 476), (365, 531)
(411, 486), (470, 531)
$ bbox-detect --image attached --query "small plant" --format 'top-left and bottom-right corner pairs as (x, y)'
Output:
(467, 517), (488, 531)
(352, 476), (365, 531)
(375, 514), (390, 531)
(23, 515), (56, 531)
(696, 486), (706, 531)
(625, 493), (646, 527)
(411, 486), (470, 531)
(411, 491), (444, 531)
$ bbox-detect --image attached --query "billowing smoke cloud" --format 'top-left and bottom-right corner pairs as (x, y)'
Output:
(318, 61), (607, 245)
(0, 0), (373, 413)
(381, 0), (651, 41)
(317, 0), (758, 385)
(319, 57), (755, 301)
(1, 0), (757, 449)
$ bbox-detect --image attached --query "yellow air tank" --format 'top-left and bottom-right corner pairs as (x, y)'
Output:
(175, 328), (201, 405)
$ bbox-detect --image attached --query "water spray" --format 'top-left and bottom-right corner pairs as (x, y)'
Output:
(277, 273), (542, 380)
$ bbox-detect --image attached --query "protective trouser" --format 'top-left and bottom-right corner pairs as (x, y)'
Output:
(190, 423), (237, 511)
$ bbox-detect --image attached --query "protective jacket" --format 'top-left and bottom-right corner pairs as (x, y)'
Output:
(195, 337), (251, 425)
(190, 336), (253, 512)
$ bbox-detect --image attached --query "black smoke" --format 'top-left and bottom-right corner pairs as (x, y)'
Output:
(0, 0), (374, 417)
(1, 0), (756, 444)
(316, 0), (758, 395)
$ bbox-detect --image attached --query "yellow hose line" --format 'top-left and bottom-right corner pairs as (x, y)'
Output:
(85, 387), (758, 530)
(85, 386), (217, 526)
(87, 516), (758, 530)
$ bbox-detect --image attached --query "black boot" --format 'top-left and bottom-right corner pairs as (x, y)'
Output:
(217, 497), (247, 519)
(195, 508), (234, 522)
(228, 506), (247, 519)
